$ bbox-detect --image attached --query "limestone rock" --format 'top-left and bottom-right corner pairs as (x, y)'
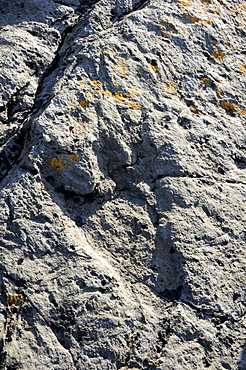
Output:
(0, 0), (246, 369)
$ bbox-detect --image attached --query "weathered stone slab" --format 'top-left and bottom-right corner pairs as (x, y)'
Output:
(0, 0), (246, 369)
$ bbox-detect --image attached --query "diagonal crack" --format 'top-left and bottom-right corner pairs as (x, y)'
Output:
(0, 3), (103, 185)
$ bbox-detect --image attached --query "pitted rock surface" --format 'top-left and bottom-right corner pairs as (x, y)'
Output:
(0, 1), (246, 369)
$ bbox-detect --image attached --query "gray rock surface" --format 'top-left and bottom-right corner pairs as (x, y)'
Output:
(0, 0), (246, 369)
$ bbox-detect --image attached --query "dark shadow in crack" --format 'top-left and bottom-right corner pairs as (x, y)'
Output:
(238, 342), (246, 370)
(151, 217), (185, 302)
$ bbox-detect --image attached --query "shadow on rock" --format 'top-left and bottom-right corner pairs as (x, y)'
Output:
(151, 218), (185, 302)
(238, 341), (246, 370)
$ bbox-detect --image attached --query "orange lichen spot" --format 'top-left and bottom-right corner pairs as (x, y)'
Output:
(178, 0), (194, 6)
(178, 0), (211, 14)
(189, 105), (199, 114)
(117, 60), (128, 75)
(212, 50), (225, 60)
(185, 13), (212, 25)
(200, 19), (212, 25)
(90, 80), (103, 87)
(174, 67), (185, 74)
(166, 83), (176, 89)
(166, 82), (177, 94)
(68, 101), (78, 106)
(160, 30), (169, 38)
(126, 102), (143, 109)
(221, 101), (240, 114)
(102, 90), (113, 98)
(102, 51), (115, 55)
(201, 78), (210, 83)
(238, 62), (246, 77)
(178, 0), (194, 12)
(129, 89), (140, 96)
(115, 91), (131, 102)
(114, 91), (142, 109)
(67, 154), (80, 161)
(87, 90), (101, 100)
(50, 157), (68, 170)
(87, 92), (93, 100)
(149, 61), (158, 73)
(79, 100), (90, 108)
(8, 294), (24, 308)
(208, 9), (220, 14)
(216, 90), (224, 97)
(201, 0), (211, 4)
(50, 154), (80, 171)
(186, 14), (199, 23)
(172, 30), (178, 33)
(241, 110), (246, 116)
(160, 21), (176, 31)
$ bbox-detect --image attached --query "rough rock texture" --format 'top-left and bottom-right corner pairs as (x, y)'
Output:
(0, 0), (246, 369)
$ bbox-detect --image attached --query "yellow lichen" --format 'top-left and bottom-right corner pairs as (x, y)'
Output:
(201, 78), (210, 83)
(8, 294), (24, 308)
(189, 105), (199, 114)
(186, 14), (199, 23)
(102, 90), (113, 98)
(129, 89), (140, 96)
(149, 63), (159, 73)
(238, 62), (246, 77)
(208, 9), (220, 14)
(87, 90), (101, 100)
(50, 154), (80, 172)
(50, 157), (67, 170)
(166, 83), (177, 94)
(79, 100), (90, 108)
(200, 19), (212, 25)
(68, 101), (78, 106)
(114, 91), (142, 109)
(212, 50), (226, 60)
(178, 0), (211, 15)
(118, 60), (128, 75)
(115, 91), (131, 102)
(67, 154), (80, 161)
(90, 80), (103, 87)
(102, 51), (115, 55)
(216, 90), (224, 97)
(186, 13), (212, 26)
(126, 102), (143, 109)
(160, 30), (169, 38)
(78, 78), (87, 87)
(221, 101), (240, 113)
(178, 0), (194, 12)
(159, 21), (177, 33)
